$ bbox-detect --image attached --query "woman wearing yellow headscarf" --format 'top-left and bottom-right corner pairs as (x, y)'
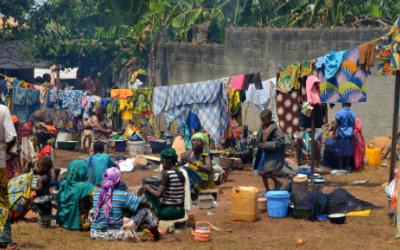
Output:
(181, 133), (214, 191)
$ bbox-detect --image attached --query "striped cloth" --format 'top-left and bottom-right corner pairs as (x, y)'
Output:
(153, 79), (228, 143)
(91, 190), (142, 231)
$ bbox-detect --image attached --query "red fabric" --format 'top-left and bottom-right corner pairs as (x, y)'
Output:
(6, 159), (16, 181)
(17, 121), (33, 139)
(37, 145), (52, 159)
(353, 116), (365, 171)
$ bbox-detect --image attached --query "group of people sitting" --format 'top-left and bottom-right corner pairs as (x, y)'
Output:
(6, 127), (222, 244)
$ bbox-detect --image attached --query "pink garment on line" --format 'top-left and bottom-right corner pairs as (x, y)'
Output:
(230, 74), (245, 90)
(306, 75), (321, 104)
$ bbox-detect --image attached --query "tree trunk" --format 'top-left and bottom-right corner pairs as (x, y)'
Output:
(149, 29), (162, 87)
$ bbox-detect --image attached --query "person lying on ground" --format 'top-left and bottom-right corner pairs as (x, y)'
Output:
(143, 148), (186, 221)
(87, 141), (116, 187)
(56, 160), (96, 231)
(254, 109), (294, 192)
(180, 132), (215, 193)
(90, 167), (160, 241)
(32, 156), (53, 228)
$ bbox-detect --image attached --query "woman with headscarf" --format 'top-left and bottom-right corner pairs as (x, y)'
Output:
(181, 133), (214, 193)
(90, 167), (160, 241)
(56, 160), (96, 231)
(144, 148), (186, 220)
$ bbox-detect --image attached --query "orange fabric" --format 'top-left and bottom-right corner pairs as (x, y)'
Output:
(359, 41), (376, 72)
(110, 89), (119, 98)
(37, 145), (52, 159)
(110, 89), (134, 99)
(12, 115), (18, 123)
(172, 136), (186, 160)
(119, 89), (133, 99)
(43, 125), (57, 134)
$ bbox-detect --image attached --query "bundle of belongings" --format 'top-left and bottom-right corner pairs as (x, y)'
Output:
(290, 175), (381, 220)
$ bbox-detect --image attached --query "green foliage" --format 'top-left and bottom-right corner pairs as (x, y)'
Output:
(7, 0), (400, 84)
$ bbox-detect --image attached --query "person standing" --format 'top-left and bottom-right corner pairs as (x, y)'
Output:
(254, 109), (293, 191)
(0, 104), (17, 249)
(83, 106), (112, 153)
(82, 68), (101, 96)
(335, 103), (356, 171)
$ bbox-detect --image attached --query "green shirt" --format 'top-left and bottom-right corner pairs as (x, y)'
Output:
(88, 154), (116, 186)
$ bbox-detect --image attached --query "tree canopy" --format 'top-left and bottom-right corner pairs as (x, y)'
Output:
(1, 0), (399, 85)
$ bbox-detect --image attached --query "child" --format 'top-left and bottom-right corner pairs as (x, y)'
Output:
(32, 156), (53, 228)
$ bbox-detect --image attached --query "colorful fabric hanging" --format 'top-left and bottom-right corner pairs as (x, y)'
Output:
(318, 47), (367, 103)
(376, 17), (400, 75)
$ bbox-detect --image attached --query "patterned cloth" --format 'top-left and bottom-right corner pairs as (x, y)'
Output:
(133, 88), (153, 116)
(276, 81), (307, 134)
(90, 207), (157, 241)
(277, 64), (301, 93)
(376, 17), (400, 75)
(91, 189), (142, 231)
(153, 80), (228, 143)
(319, 47), (367, 103)
(61, 90), (84, 117)
(94, 167), (122, 223)
(0, 168), (11, 244)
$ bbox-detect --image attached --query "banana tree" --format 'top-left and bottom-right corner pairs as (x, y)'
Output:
(141, 0), (226, 86)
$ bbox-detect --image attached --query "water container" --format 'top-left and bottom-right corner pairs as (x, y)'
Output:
(266, 191), (291, 218)
(127, 141), (145, 157)
(231, 186), (258, 222)
(365, 147), (381, 167)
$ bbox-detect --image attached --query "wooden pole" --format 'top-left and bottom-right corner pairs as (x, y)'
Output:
(310, 108), (316, 175)
(390, 71), (400, 183)
(393, 71), (400, 238)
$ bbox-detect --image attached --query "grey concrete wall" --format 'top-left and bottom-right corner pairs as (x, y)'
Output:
(156, 27), (395, 141)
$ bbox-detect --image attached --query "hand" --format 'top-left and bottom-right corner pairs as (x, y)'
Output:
(181, 155), (191, 163)
(259, 143), (266, 149)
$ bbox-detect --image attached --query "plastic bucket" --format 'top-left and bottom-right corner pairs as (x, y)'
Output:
(128, 141), (145, 156)
(266, 191), (291, 218)
(115, 140), (127, 152)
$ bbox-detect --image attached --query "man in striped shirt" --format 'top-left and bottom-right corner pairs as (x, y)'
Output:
(144, 148), (186, 220)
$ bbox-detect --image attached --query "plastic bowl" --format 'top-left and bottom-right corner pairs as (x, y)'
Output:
(328, 213), (346, 224)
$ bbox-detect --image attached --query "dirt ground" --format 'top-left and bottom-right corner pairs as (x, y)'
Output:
(10, 149), (400, 250)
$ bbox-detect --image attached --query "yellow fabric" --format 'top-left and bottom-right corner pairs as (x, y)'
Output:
(119, 99), (134, 120)
(188, 152), (215, 189)
(346, 209), (371, 217)
(0, 168), (8, 233)
(192, 132), (210, 150)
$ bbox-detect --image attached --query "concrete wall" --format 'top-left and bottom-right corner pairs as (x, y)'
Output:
(157, 27), (395, 141)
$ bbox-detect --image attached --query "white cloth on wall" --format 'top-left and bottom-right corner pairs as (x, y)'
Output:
(245, 77), (276, 109)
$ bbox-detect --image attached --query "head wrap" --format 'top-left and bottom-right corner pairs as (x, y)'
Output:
(161, 148), (178, 163)
(94, 167), (121, 222)
(191, 132), (210, 150)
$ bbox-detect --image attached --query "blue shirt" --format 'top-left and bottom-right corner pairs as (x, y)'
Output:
(91, 190), (142, 230)
(88, 154), (116, 186)
(336, 107), (356, 138)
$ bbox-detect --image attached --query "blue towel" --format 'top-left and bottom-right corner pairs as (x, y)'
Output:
(324, 50), (346, 80)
